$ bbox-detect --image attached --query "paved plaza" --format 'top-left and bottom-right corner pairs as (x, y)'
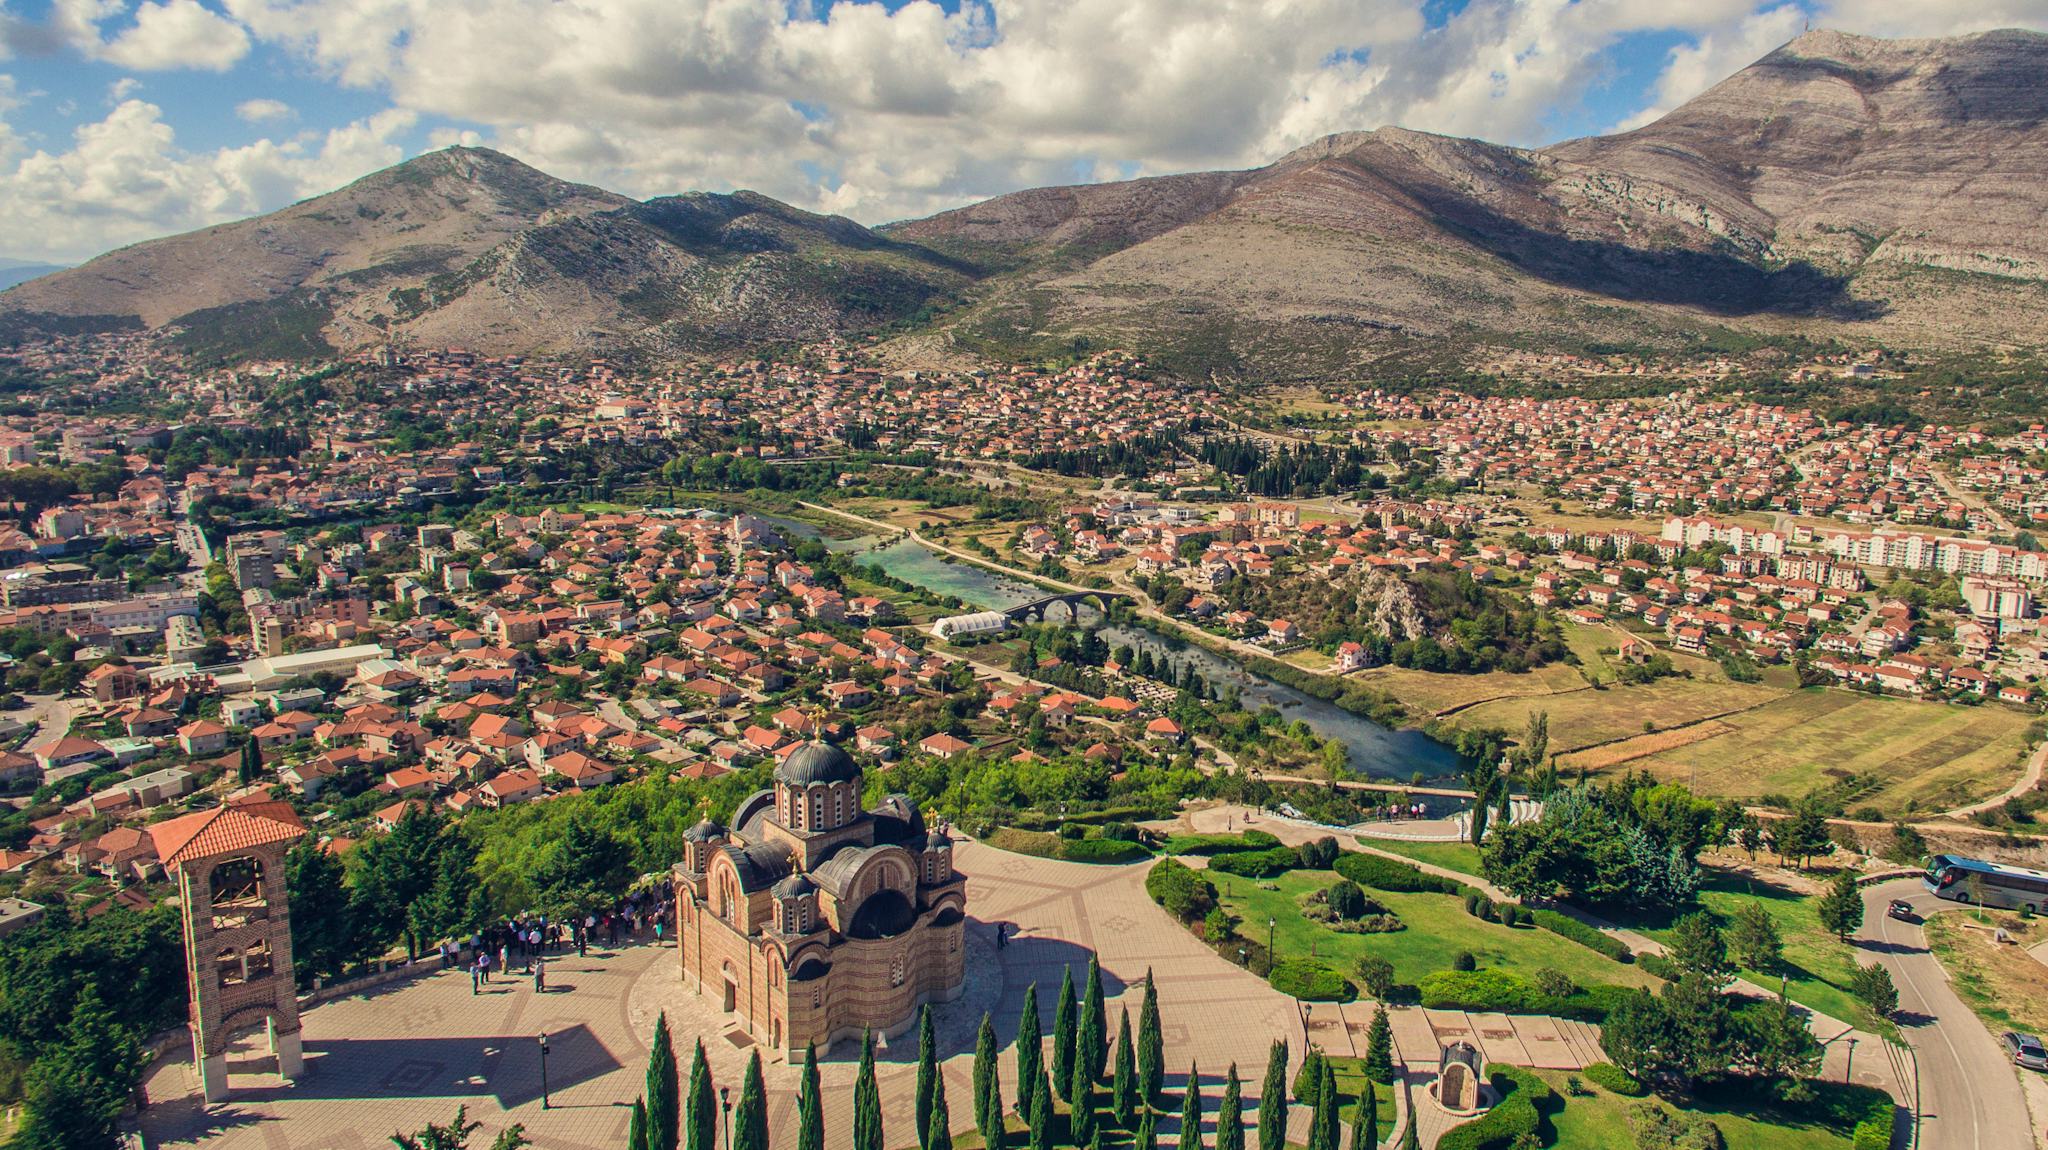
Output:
(138, 838), (1348, 1150)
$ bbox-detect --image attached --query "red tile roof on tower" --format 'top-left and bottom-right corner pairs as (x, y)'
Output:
(146, 800), (305, 867)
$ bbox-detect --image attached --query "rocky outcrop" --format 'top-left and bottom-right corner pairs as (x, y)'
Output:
(1355, 570), (1430, 644)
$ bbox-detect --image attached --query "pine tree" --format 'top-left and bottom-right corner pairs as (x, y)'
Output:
(686, 1041), (715, 1150)
(733, 1052), (768, 1150)
(1308, 1060), (1338, 1150)
(1363, 1007), (1394, 1086)
(1178, 1064), (1203, 1150)
(1216, 1064), (1243, 1150)
(1817, 870), (1865, 942)
(1028, 1071), (1054, 1150)
(1071, 1042), (1097, 1147)
(1082, 953), (1109, 1082)
(1053, 967), (1079, 1103)
(974, 1012), (998, 1137)
(1350, 1077), (1377, 1150)
(917, 1005), (939, 1150)
(797, 1044), (824, 1150)
(1257, 1041), (1288, 1150)
(1113, 1007), (1139, 1128)
(629, 1098), (649, 1150)
(854, 1028), (884, 1150)
(1136, 1108), (1158, 1150)
(647, 1013), (679, 1150)
(1016, 982), (1043, 1100)
(928, 1075), (954, 1150)
(1139, 968), (1165, 1108)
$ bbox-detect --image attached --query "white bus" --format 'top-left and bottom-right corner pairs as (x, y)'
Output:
(1925, 854), (2048, 912)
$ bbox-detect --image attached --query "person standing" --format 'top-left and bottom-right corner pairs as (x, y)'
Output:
(534, 955), (546, 994)
(498, 942), (509, 978)
(479, 951), (492, 985)
(471, 957), (482, 994)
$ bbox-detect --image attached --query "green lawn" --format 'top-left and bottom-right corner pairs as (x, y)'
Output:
(1603, 866), (1884, 1034)
(1323, 1057), (1396, 1147)
(1536, 1069), (1877, 1150)
(1211, 869), (1659, 994)
(1354, 840), (1482, 877)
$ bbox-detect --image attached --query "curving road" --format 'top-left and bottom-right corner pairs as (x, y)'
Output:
(1860, 878), (2035, 1150)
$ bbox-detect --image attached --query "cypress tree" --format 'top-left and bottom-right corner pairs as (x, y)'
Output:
(1399, 1113), (1419, 1150)
(1082, 953), (1108, 1082)
(797, 1043), (824, 1150)
(733, 1052), (768, 1150)
(1053, 967), (1078, 1103)
(1138, 969), (1165, 1107)
(1257, 1041), (1288, 1150)
(917, 1005), (939, 1150)
(1297, 1047), (1325, 1108)
(1216, 1065), (1243, 1150)
(854, 1028), (883, 1150)
(1028, 1071), (1053, 1150)
(1178, 1064), (1202, 1150)
(686, 1040), (715, 1150)
(647, 1012), (679, 1150)
(929, 1074), (954, 1150)
(980, 1014), (1007, 1150)
(1363, 1008), (1394, 1086)
(238, 740), (261, 787)
(974, 1012), (997, 1136)
(629, 1098), (649, 1150)
(1112, 1007), (1138, 1128)
(1350, 1077), (1377, 1150)
(1071, 1043), (1097, 1147)
(1307, 1060), (1338, 1150)
(1136, 1107), (1158, 1150)
(1016, 982), (1043, 1099)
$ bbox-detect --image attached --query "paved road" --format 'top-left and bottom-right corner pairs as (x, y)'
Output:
(1860, 879), (2034, 1150)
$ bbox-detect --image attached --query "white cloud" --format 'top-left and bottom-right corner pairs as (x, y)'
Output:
(1614, 4), (1807, 131)
(235, 96), (292, 122)
(107, 75), (142, 102)
(99, 0), (251, 71)
(0, 97), (411, 260)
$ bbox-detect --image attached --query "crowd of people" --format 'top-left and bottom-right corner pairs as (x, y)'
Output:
(445, 890), (676, 995)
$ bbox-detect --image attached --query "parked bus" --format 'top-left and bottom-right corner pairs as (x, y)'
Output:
(1925, 854), (2048, 911)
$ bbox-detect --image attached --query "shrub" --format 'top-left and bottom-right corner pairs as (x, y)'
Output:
(1532, 969), (1578, 998)
(1452, 951), (1478, 972)
(1209, 845), (1302, 877)
(1270, 959), (1354, 1002)
(1852, 1101), (1895, 1150)
(1434, 1068), (1554, 1150)
(1627, 1101), (1726, 1150)
(1584, 1062), (1648, 1097)
(1098, 821), (1141, 843)
(1333, 852), (1466, 895)
(1472, 895), (1496, 921)
(1464, 891), (1480, 915)
(1146, 858), (1217, 922)
(1356, 955), (1396, 1002)
(1160, 830), (1281, 855)
(1204, 907), (1237, 943)
(1298, 836), (1341, 869)
(1636, 953), (1679, 981)
(1060, 837), (1151, 864)
(1058, 822), (1088, 840)
(1326, 879), (1368, 920)
(1529, 909), (1632, 962)
(1417, 970), (1629, 1022)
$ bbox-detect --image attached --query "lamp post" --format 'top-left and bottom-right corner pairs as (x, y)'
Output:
(1845, 1037), (1858, 1085)
(538, 1032), (551, 1110)
(1268, 917), (1277, 969)
(720, 1085), (732, 1150)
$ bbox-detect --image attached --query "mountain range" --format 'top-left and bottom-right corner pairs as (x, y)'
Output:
(7, 27), (2048, 376)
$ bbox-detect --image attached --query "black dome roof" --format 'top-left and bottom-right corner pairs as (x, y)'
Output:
(776, 741), (860, 786)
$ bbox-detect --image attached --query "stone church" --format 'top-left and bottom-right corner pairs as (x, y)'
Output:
(674, 741), (966, 1052)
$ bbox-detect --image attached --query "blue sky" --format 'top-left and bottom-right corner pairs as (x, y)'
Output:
(0, 0), (2040, 264)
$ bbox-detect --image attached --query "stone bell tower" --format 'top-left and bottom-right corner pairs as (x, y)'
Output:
(148, 798), (309, 1101)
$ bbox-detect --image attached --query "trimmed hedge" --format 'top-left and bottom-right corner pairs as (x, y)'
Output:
(1059, 837), (1152, 864)
(1435, 1067), (1555, 1150)
(1209, 845), (1302, 878)
(1636, 953), (1680, 981)
(1416, 970), (1631, 1022)
(1333, 851), (1469, 895)
(1583, 1062), (1648, 1097)
(1270, 958), (1355, 1002)
(1146, 858), (1217, 922)
(1852, 1100), (1895, 1150)
(1160, 829), (1282, 855)
(1529, 908), (1633, 963)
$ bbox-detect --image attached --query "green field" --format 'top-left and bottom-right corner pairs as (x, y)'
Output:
(1606, 866), (1885, 1034)
(1209, 868), (1659, 994)
(1537, 1069), (1874, 1150)
(1626, 689), (2034, 813)
(1350, 662), (1588, 717)
(1353, 840), (1482, 877)
(1452, 677), (1778, 752)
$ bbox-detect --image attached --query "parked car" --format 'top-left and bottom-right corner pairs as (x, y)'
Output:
(2001, 1032), (2048, 1071)
(1887, 899), (1918, 923)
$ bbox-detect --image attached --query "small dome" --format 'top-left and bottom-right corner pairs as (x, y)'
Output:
(684, 818), (725, 843)
(776, 741), (860, 787)
(773, 873), (816, 900)
(927, 828), (952, 851)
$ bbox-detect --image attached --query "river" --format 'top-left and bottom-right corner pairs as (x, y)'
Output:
(753, 512), (1466, 783)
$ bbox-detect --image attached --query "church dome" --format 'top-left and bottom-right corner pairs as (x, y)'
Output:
(684, 818), (725, 842)
(773, 873), (816, 900)
(926, 828), (952, 851)
(776, 741), (860, 787)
